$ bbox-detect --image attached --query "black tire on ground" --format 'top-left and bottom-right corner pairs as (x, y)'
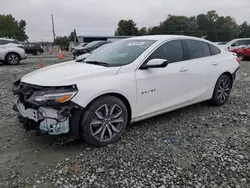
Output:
(238, 53), (245, 61)
(209, 74), (232, 106)
(5, 53), (20, 65)
(79, 96), (128, 147)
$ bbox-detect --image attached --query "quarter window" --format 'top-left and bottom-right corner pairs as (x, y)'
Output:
(148, 40), (184, 63)
(186, 40), (210, 59)
(209, 44), (221, 55)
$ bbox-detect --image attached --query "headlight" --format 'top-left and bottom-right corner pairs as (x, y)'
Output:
(27, 88), (77, 106)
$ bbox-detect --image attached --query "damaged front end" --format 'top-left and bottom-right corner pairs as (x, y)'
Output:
(12, 80), (83, 138)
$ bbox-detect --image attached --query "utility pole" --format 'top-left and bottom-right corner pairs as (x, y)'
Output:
(51, 14), (56, 43)
(74, 29), (77, 45)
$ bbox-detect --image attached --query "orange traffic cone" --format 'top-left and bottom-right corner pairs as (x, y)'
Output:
(58, 49), (63, 59)
(40, 57), (44, 68)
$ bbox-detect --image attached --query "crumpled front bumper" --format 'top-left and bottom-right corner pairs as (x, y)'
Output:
(13, 97), (70, 135)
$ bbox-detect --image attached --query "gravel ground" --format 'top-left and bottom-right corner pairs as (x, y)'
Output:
(0, 59), (250, 188)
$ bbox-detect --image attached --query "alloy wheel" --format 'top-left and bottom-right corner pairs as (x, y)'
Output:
(238, 54), (244, 61)
(8, 54), (19, 65)
(217, 78), (231, 103)
(90, 104), (124, 142)
(36, 50), (41, 55)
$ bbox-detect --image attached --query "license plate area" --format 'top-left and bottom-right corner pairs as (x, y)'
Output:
(16, 100), (39, 122)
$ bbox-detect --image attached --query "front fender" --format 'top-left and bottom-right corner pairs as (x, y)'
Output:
(71, 73), (138, 119)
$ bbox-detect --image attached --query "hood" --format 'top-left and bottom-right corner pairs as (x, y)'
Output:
(21, 62), (120, 86)
(74, 46), (85, 50)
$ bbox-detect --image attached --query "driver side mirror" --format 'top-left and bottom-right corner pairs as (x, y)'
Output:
(140, 59), (168, 69)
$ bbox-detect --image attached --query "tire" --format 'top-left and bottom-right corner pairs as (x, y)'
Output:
(79, 96), (128, 147)
(238, 53), (245, 61)
(209, 74), (232, 106)
(5, 53), (20, 65)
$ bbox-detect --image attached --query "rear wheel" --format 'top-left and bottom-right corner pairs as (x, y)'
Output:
(209, 74), (232, 106)
(5, 53), (20, 65)
(79, 96), (128, 147)
(36, 50), (41, 55)
(238, 53), (245, 61)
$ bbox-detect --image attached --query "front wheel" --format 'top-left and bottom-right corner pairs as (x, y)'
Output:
(80, 96), (128, 147)
(5, 53), (20, 65)
(209, 74), (232, 106)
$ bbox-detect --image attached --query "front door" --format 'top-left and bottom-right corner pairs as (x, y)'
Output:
(135, 40), (190, 118)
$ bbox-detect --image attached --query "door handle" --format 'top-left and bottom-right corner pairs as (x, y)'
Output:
(212, 61), (219, 66)
(179, 68), (189, 72)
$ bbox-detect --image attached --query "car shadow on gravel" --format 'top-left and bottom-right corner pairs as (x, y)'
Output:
(127, 101), (209, 131)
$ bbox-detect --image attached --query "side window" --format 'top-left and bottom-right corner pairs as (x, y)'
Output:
(231, 41), (239, 47)
(209, 44), (221, 55)
(241, 40), (250, 46)
(186, 40), (210, 59)
(148, 40), (184, 63)
(0, 40), (8, 45)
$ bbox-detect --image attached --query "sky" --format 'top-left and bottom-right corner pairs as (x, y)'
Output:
(1, 0), (250, 42)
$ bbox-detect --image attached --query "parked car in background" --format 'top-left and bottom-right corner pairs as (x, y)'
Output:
(13, 35), (239, 147)
(214, 42), (227, 45)
(75, 43), (110, 62)
(24, 43), (44, 55)
(229, 44), (250, 60)
(71, 43), (88, 52)
(72, 41), (110, 59)
(219, 38), (250, 51)
(0, 38), (27, 65)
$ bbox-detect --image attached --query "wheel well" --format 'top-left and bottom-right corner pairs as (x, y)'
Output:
(5, 52), (21, 61)
(86, 93), (132, 124)
(222, 72), (233, 83)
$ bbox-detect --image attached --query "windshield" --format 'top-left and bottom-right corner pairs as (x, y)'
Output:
(227, 39), (237, 45)
(84, 39), (156, 66)
(84, 41), (101, 48)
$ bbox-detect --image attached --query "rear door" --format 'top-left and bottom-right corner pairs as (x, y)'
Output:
(244, 45), (250, 57)
(184, 39), (215, 102)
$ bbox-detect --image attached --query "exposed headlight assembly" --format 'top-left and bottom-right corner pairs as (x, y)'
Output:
(27, 87), (78, 106)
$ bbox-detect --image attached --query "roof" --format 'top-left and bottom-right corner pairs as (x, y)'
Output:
(0, 37), (16, 41)
(79, 36), (131, 39)
(124, 35), (207, 42)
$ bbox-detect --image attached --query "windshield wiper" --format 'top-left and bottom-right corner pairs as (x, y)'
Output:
(85, 61), (109, 67)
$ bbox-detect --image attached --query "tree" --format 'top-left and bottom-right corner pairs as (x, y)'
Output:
(54, 36), (70, 49)
(138, 27), (148, 36)
(115, 19), (139, 36)
(69, 30), (78, 43)
(0, 14), (28, 41)
(238, 22), (250, 38)
(115, 10), (249, 42)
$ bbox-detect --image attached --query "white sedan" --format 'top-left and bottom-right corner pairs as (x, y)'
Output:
(13, 35), (240, 146)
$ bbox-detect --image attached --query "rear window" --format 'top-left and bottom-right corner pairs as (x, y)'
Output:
(209, 44), (221, 55)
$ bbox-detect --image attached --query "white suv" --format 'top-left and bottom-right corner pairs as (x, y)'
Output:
(0, 38), (27, 65)
(13, 35), (240, 147)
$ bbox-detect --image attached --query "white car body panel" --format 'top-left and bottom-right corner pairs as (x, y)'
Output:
(22, 62), (121, 86)
(20, 35), (240, 124)
(0, 44), (27, 61)
(135, 61), (190, 118)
